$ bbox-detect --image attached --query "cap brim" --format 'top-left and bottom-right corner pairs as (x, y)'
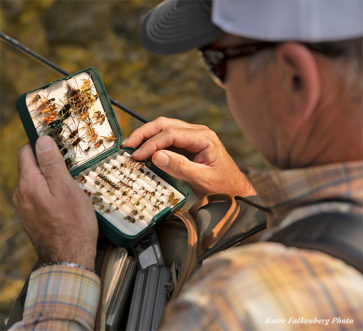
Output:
(140, 0), (224, 55)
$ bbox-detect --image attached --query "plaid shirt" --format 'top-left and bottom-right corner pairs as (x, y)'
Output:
(10, 266), (100, 331)
(163, 161), (363, 330)
(10, 161), (363, 330)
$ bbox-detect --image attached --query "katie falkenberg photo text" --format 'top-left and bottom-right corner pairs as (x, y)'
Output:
(265, 316), (354, 327)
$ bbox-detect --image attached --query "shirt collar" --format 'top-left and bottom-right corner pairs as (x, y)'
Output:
(245, 161), (363, 224)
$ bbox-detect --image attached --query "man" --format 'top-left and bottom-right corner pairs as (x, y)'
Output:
(10, 0), (363, 330)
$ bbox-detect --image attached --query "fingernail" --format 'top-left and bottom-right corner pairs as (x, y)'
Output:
(36, 136), (56, 153)
(122, 138), (129, 146)
(154, 151), (169, 167)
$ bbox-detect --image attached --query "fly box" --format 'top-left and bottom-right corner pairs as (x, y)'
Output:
(16, 67), (190, 247)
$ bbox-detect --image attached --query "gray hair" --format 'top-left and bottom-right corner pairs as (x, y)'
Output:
(246, 37), (363, 94)
(313, 37), (363, 93)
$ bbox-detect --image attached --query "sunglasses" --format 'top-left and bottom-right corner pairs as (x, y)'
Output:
(199, 42), (278, 83)
(200, 41), (344, 84)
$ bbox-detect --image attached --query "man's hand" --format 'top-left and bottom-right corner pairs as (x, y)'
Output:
(123, 117), (256, 198)
(12, 136), (98, 271)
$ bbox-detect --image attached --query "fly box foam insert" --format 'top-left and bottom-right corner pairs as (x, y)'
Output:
(76, 152), (184, 236)
(16, 68), (190, 246)
(25, 71), (116, 170)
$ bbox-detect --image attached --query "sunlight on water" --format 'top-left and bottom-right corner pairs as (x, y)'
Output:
(0, 0), (268, 323)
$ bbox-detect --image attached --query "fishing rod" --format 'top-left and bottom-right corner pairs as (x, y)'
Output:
(0, 32), (148, 124)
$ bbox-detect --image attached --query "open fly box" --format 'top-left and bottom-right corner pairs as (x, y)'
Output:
(16, 67), (190, 247)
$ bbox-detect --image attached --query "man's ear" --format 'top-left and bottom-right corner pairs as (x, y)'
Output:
(276, 42), (321, 120)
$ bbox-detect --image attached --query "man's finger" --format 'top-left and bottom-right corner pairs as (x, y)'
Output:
(132, 127), (210, 160)
(15, 145), (52, 212)
(18, 144), (44, 180)
(122, 117), (193, 148)
(35, 136), (73, 193)
(152, 149), (208, 184)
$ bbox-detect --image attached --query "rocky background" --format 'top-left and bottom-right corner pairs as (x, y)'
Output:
(0, 0), (268, 325)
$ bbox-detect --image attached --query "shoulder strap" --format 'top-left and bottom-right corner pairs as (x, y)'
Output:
(169, 209), (199, 300)
(190, 194), (241, 254)
(168, 194), (266, 299)
(167, 194), (243, 300)
(268, 212), (363, 272)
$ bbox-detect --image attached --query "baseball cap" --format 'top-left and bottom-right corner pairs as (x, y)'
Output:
(140, 0), (224, 54)
(141, 0), (363, 55)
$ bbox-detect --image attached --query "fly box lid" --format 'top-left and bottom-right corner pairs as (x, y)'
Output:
(16, 67), (190, 247)
(16, 67), (122, 175)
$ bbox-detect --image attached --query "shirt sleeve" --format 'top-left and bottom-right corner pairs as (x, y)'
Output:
(159, 242), (363, 331)
(9, 265), (100, 331)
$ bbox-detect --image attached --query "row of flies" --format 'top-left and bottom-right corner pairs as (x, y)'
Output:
(30, 79), (116, 169)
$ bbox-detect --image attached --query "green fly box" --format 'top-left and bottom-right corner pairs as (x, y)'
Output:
(16, 67), (190, 247)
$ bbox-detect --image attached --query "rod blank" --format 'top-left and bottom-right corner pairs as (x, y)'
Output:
(0, 32), (148, 124)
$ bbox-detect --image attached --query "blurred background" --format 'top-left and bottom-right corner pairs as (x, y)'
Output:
(0, 0), (268, 325)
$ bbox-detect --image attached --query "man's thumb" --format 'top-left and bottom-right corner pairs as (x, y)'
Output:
(152, 150), (200, 182)
(36, 136), (70, 187)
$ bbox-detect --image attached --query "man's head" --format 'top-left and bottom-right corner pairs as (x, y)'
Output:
(141, 0), (363, 168)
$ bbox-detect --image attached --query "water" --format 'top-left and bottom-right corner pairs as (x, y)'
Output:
(0, 0), (267, 323)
